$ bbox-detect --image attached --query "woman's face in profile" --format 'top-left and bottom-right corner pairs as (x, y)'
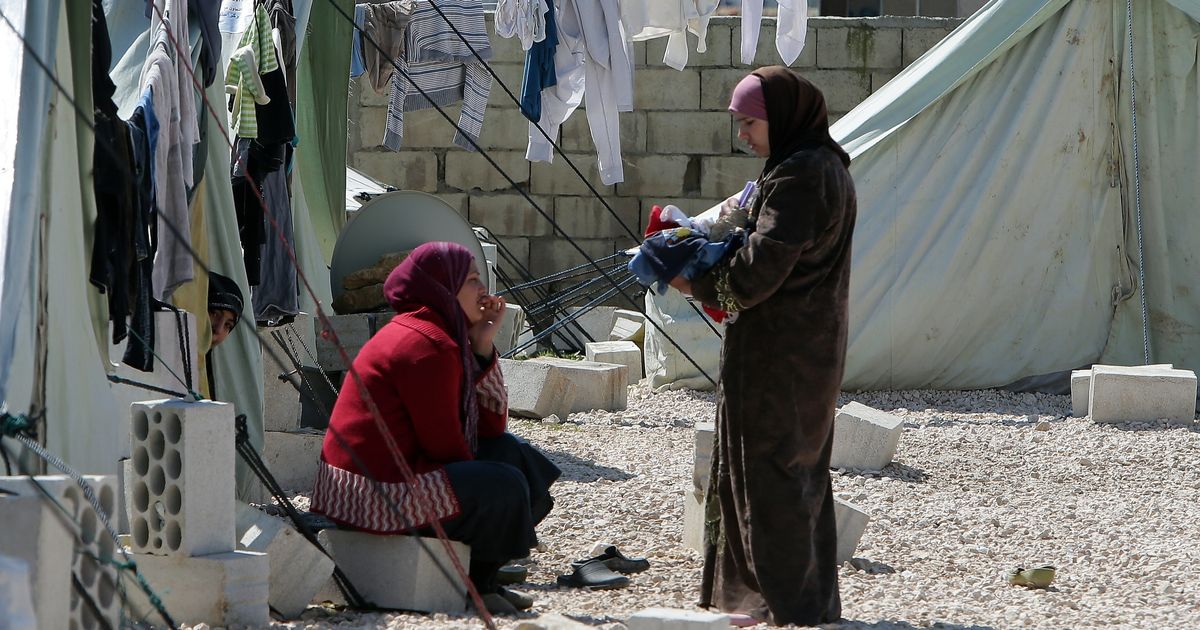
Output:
(735, 114), (770, 158)
(456, 265), (488, 325)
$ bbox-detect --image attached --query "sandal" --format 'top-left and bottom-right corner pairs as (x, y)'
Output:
(574, 544), (651, 574)
(497, 564), (528, 585)
(1007, 565), (1056, 588)
(556, 557), (630, 590)
(477, 592), (518, 615)
(497, 586), (534, 610)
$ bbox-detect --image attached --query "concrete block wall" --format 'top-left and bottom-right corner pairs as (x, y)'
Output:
(348, 16), (960, 289)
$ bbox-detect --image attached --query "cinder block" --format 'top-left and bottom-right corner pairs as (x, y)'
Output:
(317, 530), (470, 613)
(0, 496), (72, 630)
(731, 22), (817, 67)
(1089, 365), (1198, 424)
(554, 196), (641, 241)
(262, 430), (325, 493)
(699, 68), (753, 111)
(495, 303), (527, 357)
(682, 490), (705, 553)
(446, 150), (530, 192)
(610, 314), (646, 343)
(529, 152), (614, 197)
(627, 607), (730, 630)
(314, 312), (387, 370)
(262, 344), (301, 432)
(126, 550), (269, 627)
(586, 341), (642, 385)
(109, 311), (199, 459)
(802, 69), (873, 114)
(683, 422), (715, 553)
(353, 151), (439, 192)
(469, 193), (554, 236)
(0, 555), (37, 630)
(1072, 364), (1172, 417)
(616, 155), (693, 198)
(816, 26), (903, 69)
(834, 498), (869, 564)
(645, 112), (732, 155)
(499, 359), (578, 419)
(0, 475), (120, 630)
(516, 613), (595, 630)
(527, 238), (618, 280)
(634, 69), (701, 110)
(527, 357), (628, 412)
(830, 402), (903, 471)
(128, 400), (236, 557)
(565, 306), (618, 346)
(236, 503), (334, 619)
(562, 111), (648, 154)
(699, 156), (764, 199)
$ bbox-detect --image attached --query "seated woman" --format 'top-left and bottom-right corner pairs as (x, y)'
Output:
(310, 241), (560, 614)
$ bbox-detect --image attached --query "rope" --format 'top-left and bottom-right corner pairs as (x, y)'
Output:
(506, 275), (640, 358)
(335, 0), (717, 386)
(1125, 0), (1150, 364)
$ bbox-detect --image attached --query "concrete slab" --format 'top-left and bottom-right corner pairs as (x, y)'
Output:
(527, 357), (628, 412)
(262, 429), (325, 493)
(585, 341), (642, 385)
(499, 359), (577, 419)
(830, 402), (904, 471)
(627, 607), (730, 629)
(0, 555), (37, 630)
(128, 400), (236, 557)
(1073, 364), (1172, 417)
(1089, 365), (1197, 423)
(318, 530), (470, 613)
(834, 498), (870, 565)
(0, 475), (120, 630)
(126, 550), (269, 627)
(0, 496), (72, 630)
(236, 503), (334, 619)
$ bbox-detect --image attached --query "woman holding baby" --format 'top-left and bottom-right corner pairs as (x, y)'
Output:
(671, 66), (857, 627)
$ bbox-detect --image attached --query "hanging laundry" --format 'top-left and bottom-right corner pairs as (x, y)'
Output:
(147, 0), (200, 190)
(359, 0), (416, 94)
(190, 0), (224, 86)
(252, 146), (300, 324)
(495, 0), (549, 51)
(265, 0), (299, 107)
(740, 0), (809, 65)
(225, 4), (280, 139)
(620, 0), (719, 70)
(383, 0), (493, 151)
(526, 0), (632, 185)
(350, 4), (367, 79)
(518, 0), (556, 122)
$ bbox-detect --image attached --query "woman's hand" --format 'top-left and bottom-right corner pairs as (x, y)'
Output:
(719, 195), (740, 219)
(467, 294), (506, 357)
(669, 276), (693, 295)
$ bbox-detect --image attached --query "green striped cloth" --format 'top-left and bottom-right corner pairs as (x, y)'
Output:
(225, 5), (280, 138)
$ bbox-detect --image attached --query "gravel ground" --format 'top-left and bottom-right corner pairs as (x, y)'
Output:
(231, 385), (1200, 630)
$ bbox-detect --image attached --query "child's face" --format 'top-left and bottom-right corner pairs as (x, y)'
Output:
(735, 114), (770, 158)
(209, 309), (237, 347)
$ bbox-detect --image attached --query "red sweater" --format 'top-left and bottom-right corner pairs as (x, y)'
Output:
(310, 307), (508, 532)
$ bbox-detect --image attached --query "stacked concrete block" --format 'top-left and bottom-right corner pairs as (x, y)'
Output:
(0, 475), (120, 630)
(499, 358), (578, 419)
(262, 429), (325, 493)
(627, 608), (730, 630)
(553, 306), (618, 350)
(109, 311), (199, 459)
(683, 422), (715, 553)
(124, 399), (267, 626)
(318, 530), (470, 613)
(0, 496), (72, 630)
(1089, 365), (1198, 424)
(0, 555), (37, 630)
(528, 357), (628, 412)
(495, 302), (527, 357)
(830, 402), (904, 471)
(125, 550), (269, 626)
(1071, 364), (1172, 417)
(585, 340), (642, 385)
(128, 400), (235, 556)
(313, 312), (386, 370)
(610, 309), (646, 343)
(834, 498), (870, 564)
(236, 503), (334, 619)
(263, 342), (302, 432)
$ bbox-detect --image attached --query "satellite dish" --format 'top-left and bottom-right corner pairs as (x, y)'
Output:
(330, 191), (487, 301)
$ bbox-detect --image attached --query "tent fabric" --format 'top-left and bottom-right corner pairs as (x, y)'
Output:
(830, 0), (1200, 390)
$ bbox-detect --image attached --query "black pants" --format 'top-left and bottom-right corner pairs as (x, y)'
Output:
(434, 433), (560, 592)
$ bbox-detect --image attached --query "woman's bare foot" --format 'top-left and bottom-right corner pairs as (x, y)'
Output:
(727, 613), (760, 627)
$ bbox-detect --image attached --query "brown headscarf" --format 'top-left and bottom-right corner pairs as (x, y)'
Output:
(751, 66), (851, 171)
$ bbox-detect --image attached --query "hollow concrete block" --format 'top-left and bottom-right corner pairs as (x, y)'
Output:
(0, 475), (121, 630)
(0, 555), (37, 630)
(499, 359), (577, 419)
(0, 496), (73, 630)
(317, 530), (470, 613)
(527, 357), (628, 412)
(1089, 365), (1197, 423)
(128, 400), (236, 557)
(585, 340), (642, 385)
(126, 550), (269, 627)
(830, 402), (903, 471)
(236, 503), (334, 619)
(627, 607), (730, 630)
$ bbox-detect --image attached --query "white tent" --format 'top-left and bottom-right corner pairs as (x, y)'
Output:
(832, 0), (1200, 391)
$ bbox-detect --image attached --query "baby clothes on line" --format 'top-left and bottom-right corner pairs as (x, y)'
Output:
(620, 0), (719, 70)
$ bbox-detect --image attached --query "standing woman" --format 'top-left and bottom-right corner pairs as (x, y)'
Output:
(671, 66), (856, 626)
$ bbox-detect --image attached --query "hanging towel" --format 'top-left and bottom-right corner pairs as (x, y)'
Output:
(383, 0), (493, 151)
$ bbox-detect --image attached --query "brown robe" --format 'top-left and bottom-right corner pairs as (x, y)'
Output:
(691, 67), (856, 627)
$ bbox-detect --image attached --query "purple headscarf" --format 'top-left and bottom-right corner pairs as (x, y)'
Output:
(384, 241), (481, 451)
